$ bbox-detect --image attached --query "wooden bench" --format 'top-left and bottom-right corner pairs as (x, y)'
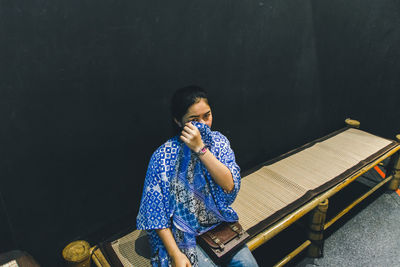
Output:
(90, 120), (400, 267)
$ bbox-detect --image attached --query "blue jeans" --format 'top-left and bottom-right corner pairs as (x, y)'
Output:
(196, 244), (259, 267)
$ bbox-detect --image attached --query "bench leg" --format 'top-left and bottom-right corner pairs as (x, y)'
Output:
(307, 199), (329, 258)
(387, 135), (400, 191)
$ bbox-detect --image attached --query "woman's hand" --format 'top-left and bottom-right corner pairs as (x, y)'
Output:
(156, 228), (191, 267)
(171, 251), (192, 267)
(180, 122), (204, 152)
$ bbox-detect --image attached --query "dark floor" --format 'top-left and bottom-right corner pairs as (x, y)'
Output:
(296, 190), (400, 267)
(252, 167), (400, 267)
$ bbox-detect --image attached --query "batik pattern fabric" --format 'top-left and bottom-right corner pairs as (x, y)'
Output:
(136, 122), (241, 267)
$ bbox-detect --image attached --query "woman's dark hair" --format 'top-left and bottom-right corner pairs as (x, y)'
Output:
(171, 85), (209, 132)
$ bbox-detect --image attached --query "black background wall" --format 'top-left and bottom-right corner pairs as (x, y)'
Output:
(312, 0), (400, 137)
(0, 0), (399, 265)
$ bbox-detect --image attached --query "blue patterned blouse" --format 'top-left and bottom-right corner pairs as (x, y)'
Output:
(136, 122), (241, 266)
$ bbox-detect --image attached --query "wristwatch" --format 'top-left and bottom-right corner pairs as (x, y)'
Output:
(196, 146), (208, 156)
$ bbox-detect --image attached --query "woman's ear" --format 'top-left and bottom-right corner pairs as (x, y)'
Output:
(174, 118), (182, 128)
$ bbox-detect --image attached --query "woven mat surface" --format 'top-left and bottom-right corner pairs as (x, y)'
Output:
(231, 128), (392, 231)
(111, 230), (151, 267)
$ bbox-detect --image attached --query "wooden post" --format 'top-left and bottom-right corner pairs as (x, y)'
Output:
(345, 118), (360, 128)
(62, 240), (91, 267)
(307, 199), (329, 258)
(388, 134), (400, 191)
(90, 246), (111, 267)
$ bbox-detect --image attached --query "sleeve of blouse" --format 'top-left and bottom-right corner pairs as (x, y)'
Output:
(214, 132), (241, 206)
(136, 146), (172, 230)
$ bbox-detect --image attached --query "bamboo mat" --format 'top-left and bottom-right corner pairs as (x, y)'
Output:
(100, 128), (395, 267)
(231, 128), (393, 232)
(109, 229), (151, 267)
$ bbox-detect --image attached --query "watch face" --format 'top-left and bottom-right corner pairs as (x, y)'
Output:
(198, 147), (207, 155)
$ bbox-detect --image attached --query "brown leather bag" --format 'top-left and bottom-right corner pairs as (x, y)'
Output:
(197, 221), (250, 264)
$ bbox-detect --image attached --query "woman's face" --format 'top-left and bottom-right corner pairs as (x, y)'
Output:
(178, 98), (213, 128)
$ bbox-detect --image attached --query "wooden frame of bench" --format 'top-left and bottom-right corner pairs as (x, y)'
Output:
(245, 121), (400, 266)
(251, 147), (400, 266)
(89, 120), (400, 267)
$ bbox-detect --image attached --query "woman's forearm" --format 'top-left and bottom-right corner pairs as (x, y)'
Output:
(199, 149), (234, 192)
(179, 122), (234, 192)
(156, 228), (191, 267)
(156, 228), (181, 258)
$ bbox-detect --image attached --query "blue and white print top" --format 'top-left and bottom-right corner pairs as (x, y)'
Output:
(136, 122), (241, 266)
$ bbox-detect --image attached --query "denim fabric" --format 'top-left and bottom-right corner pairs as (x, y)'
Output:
(196, 244), (259, 267)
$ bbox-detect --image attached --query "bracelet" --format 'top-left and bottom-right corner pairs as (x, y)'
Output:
(196, 146), (208, 156)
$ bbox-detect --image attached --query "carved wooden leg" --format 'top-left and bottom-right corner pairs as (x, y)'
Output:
(307, 199), (329, 258)
(388, 135), (400, 190)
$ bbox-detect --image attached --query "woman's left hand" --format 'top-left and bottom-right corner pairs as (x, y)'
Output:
(180, 122), (204, 152)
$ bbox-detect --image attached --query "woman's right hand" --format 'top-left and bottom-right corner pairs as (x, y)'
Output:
(155, 228), (191, 267)
(171, 251), (192, 267)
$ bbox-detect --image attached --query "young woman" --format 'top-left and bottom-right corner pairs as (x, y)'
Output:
(137, 86), (258, 267)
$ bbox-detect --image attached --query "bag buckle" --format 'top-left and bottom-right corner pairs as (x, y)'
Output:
(229, 224), (243, 237)
(209, 233), (225, 251)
